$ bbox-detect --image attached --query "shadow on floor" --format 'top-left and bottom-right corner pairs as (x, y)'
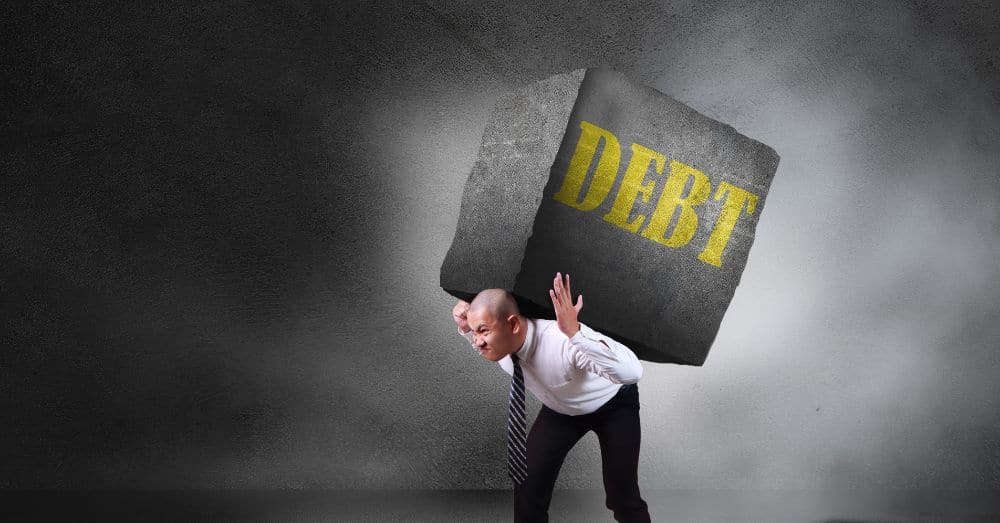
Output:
(2, 489), (1000, 522)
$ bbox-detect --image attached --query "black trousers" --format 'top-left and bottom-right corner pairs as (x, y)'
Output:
(512, 383), (651, 523)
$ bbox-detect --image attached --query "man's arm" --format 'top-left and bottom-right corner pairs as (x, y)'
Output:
(567, 325), (643, 384)
(548, 271), (643, 384)
(453, 299), (477, 347)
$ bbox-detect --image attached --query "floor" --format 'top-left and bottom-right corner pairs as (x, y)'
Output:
(3, 489), (1000, 522)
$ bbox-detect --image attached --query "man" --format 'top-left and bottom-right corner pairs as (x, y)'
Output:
(451, 272), (652, 523)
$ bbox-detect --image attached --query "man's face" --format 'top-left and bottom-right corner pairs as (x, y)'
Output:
(467, 308), (519, 362)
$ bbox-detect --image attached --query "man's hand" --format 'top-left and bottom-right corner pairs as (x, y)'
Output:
(452, 299), (471, 334)
(549, 272), (582, 338)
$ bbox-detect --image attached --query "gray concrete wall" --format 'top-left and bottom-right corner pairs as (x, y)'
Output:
(3, 1), (999, 490)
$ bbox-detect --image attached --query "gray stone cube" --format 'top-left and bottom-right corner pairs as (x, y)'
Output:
(441, 68), (779, 365)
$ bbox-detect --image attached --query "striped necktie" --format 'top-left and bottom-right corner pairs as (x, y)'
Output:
(508, 353), (527, 485)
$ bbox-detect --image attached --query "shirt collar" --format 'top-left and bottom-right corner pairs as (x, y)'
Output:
(512, 317), (535, 361)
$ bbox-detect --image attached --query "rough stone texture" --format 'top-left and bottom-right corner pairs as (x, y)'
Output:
(440, 69), (585, 302)
(443, 68), (780, 364)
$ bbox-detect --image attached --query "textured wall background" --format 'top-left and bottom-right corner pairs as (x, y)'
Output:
(3, 1), (999, 491)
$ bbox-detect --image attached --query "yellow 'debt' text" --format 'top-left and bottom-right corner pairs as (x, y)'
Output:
(553, 120), (759, 268)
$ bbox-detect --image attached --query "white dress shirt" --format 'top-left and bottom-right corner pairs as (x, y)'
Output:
(461, 318), (644, 416)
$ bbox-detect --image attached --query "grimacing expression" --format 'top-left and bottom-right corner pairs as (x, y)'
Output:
(467, 308), (518, 362)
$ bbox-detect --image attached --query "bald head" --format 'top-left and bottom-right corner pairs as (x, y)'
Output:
(468, 288), (521, 321)
(466, 289), (527, 361)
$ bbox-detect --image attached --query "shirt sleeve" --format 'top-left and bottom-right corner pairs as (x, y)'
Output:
(567, 323), (643, 384)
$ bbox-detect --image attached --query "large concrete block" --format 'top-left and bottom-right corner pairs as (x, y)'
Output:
(441, 68), (779, 365)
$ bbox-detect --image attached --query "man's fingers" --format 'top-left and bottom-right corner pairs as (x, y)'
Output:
(552, 290), (566, 310)
(556, 272), (569, 300)
(551, 272), (584, 314)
